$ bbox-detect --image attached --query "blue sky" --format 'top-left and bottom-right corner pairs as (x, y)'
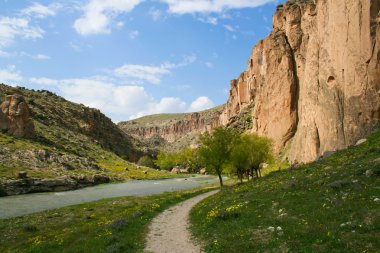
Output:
(0, 0), (284, 122)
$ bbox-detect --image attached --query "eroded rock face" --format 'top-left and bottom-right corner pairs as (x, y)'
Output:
(0, 94), (35, 138)
(119, 109), (222, 144)
(221, 0), (380, 163)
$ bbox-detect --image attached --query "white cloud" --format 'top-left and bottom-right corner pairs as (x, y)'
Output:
(0, 17), (44, 49)
(33, 54), (51, 60)
(129, 30), (139, 39)
(149, 8), (164, 21)
(0, 50), (11, 57)
(205, 62), (214, 68)
(21, 52), (51, 60)
(29, 76), (191, 121)
(0, 65), (23, 86)
(224, 24), (236, 32)
(115, 64), (171, 84)
(21, 3), (61, 19)
(188, 96), (214, 112)
(115, 54), (196, 84)
(160, 0), (276, 14)
(116, 21), (124, 29)
(74, 0), (143, 35)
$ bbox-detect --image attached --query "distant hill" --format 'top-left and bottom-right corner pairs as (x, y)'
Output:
(118, 105), (224, 153)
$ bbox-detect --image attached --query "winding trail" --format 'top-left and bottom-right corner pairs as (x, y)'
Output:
(145, 190), (219, 253)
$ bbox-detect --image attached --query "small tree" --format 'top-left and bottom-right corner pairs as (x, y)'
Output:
(137, 155), (155, 168)
(244, 133), (273, 179)
(155, 151), (176, 171)
(198, 127), (238, 187)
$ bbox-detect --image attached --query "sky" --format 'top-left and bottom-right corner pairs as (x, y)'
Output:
(0, 0), (284, 122)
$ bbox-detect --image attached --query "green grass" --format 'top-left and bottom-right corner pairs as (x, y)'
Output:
(190, 131), (380, 253)
(0, 186), (218, 253)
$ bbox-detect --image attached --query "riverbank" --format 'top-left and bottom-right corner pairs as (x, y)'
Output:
(0, 186), (218, 253)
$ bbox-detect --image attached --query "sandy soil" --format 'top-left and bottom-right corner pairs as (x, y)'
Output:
(144, 190), (219, 253)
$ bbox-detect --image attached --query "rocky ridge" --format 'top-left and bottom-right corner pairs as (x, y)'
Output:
(118, 106), (223, 152)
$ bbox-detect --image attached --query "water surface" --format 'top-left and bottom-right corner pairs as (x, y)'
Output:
(0, 176), (219, 219)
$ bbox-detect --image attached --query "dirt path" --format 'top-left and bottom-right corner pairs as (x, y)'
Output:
(145, 190), (219, 253)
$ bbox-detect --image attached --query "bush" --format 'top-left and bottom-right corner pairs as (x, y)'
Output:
(137, 155), (155, 168)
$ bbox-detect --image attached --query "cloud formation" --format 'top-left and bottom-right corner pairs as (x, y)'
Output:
(160, 0), (276, 14)
(20, 3), (61, 19)
(0, 17), (44, 49)
(74, 0), (143, 35)
(29, 76), (213, 121)
(188, 96), (214, 112)
(0, 65), (23, 85)
(115, 55), (196, 84)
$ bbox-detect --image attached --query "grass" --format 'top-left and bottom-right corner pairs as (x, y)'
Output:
(190, 130), (380, 253)
(0, 186), (218, 253)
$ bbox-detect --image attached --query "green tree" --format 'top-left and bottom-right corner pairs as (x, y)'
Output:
(198, 127), (238, 187)
(229, 135), (250, 183)
(137, 155), (155, 168)
(155, 151), (176, 171)
(176, 147), (201, 172)
(244, 133), (273, 179)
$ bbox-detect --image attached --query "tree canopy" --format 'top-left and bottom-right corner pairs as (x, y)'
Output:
(198, 127), (238, 187)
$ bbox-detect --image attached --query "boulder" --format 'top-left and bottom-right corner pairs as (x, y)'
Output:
(0, 94), (35, 138)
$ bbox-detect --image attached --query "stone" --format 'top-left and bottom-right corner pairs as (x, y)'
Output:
(0, 94), (35, 138)
(365, 170), (374, 178)
(17, 171), (27, 179)
(355, 139), (367, 146)
(200, 168), (207, 175)
(171, 167), (181, 174)
(328, 180), (350, 189)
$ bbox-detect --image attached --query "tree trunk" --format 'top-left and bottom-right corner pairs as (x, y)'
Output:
(250, 168), (254, 181)
(238, 171), (243, 183)
(255, 168), (259, 178)
(217, 172), (224, 187)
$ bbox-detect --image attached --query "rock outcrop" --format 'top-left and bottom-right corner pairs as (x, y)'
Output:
(0, 94), (35, 138)
(118, 106), (223, 152)
(221, 0), (380, 163)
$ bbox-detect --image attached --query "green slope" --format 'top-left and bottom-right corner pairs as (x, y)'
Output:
(190, 130), (380, 252)
(0, 84), (173, 192)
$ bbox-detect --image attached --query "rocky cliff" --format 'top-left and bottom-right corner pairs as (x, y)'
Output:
(118, 106), (223, 152)
(221, 0), (380, 163)
(0, 94), (35, 138)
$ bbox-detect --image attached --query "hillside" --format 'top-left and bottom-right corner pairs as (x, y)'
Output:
(118, 105), (224, 153)
(190, 130), (380, 252)
(0, 84), (172, 195)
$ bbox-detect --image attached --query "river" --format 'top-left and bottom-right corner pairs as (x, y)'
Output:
(0, 175), (219, 219)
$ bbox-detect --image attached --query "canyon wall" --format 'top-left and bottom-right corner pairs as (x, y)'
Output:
(120, 0), (380, 164)
(221, 0), (380, 163)
(118, 107), (222, 145)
